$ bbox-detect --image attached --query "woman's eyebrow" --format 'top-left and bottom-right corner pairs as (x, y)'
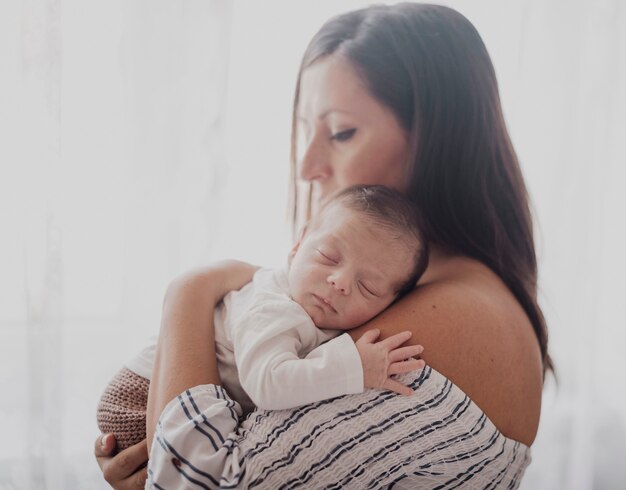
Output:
(297, 108), (354, 121)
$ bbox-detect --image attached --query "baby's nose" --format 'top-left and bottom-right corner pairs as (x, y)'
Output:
(328, 275), (350, 295)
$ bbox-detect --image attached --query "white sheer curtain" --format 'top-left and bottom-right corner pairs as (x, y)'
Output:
(507, 1), (626, 487)
(0, 1), (236, 487)
(1, 1), (624, 488)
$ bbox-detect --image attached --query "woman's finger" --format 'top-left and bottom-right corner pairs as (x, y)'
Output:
(129, 466), (149, 490)
(94, 433), (117, 459)
(388, 358), (425, 375)
(388, 345), (424, 363)
(383, 378), (414, 396)
(379, 330), (412, 350)
(100, 438), (148, 486)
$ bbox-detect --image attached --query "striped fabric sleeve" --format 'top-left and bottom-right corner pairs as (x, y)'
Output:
(147, 368), (531, 489)
(236, 368), (531, 489)
(147, 385), (246, 489)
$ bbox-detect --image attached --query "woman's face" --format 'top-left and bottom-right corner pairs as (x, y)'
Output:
(297, 55), (410, 209)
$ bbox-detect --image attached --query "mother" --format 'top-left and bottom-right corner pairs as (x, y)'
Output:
(96, 3), (550, 488)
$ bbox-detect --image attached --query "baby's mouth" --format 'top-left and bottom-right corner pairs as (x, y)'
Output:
(313, 293), (337, 314)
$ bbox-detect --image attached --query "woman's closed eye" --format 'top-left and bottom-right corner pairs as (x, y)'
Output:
(330, 128), (357, 142)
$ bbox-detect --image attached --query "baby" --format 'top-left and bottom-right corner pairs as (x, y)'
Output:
(97, 185), (428, 450)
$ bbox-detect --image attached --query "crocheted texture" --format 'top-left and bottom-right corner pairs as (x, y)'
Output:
(97, 367), (150, 451)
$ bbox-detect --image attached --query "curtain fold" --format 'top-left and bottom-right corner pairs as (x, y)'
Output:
(0, 1), (231, 488)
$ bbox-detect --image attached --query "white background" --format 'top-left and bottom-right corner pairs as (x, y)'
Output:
(0, 1), (624, 488)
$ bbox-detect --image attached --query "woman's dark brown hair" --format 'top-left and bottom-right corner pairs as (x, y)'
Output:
(290, 3), (553, 376)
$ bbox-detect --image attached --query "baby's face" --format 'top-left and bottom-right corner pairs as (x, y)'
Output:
(288, 203), (415, 329)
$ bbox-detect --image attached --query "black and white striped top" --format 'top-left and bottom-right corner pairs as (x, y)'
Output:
(147, 366), (531, 489)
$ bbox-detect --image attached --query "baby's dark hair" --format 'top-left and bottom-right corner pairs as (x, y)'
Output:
(321, 185), (428, 297)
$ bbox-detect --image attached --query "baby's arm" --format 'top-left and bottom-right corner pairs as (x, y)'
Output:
(234, 302), (424, 410)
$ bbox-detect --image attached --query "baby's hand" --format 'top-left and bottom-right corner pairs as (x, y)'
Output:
(355, 329), (425, 396)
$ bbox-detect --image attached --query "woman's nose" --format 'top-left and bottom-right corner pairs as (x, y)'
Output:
(327, 272), (350, 295)
(299, 133), (332, 183)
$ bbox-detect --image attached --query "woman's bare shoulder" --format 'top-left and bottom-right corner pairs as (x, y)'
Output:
(349, 256), (544, 446)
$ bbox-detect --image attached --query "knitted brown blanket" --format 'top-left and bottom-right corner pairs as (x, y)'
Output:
(97, 367), (150, 451)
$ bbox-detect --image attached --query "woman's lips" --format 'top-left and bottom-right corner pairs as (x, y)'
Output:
(313, 293), (337, 313)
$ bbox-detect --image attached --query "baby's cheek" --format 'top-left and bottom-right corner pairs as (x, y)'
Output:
(306, 305), (321, 326)
(341, 305), (371, 330)
(361, 301), (388, 325)
(288, 274), (305, 299)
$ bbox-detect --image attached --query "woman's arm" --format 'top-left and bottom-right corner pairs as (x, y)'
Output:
(94, 260), (258, 489)
(146, 260), (258, 453)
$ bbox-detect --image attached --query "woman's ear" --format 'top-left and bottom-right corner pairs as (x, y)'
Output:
(288, 225), (308, 265)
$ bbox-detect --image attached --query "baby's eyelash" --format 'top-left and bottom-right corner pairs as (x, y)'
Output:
(317, 249), (338, 263)
(359, 281), (378, 297)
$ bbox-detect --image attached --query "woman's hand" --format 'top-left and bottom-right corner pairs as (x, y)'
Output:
(94, 434), (148, 489)
(356, 329), (425, 396)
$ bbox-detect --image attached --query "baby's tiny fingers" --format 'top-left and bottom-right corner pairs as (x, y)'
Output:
(357, 328), (381, 345)
(388, 358), (425, 375)
(380, 330), (413, 350)
(384, 378), (414, 396)
(389, 345), (424, 362)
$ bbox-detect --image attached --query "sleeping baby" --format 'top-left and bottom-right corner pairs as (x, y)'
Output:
(97, 185), (428, 450)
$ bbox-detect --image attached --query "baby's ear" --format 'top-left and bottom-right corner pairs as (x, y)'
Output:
(288, 225), (308, 264)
